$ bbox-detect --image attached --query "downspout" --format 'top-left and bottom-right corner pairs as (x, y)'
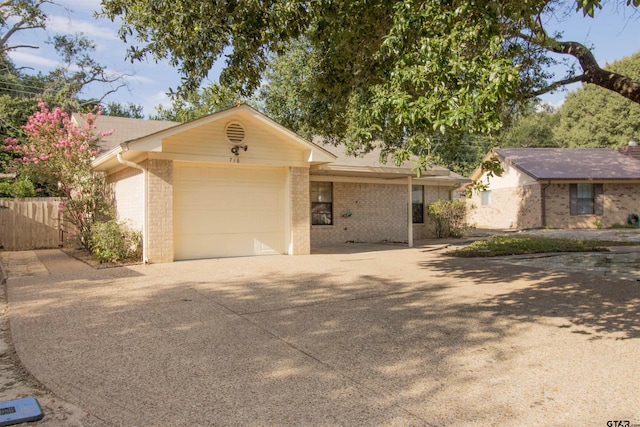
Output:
(116, 150), (148, 264)
(407, 176), (413, 247)
(541, 180), (551, 228)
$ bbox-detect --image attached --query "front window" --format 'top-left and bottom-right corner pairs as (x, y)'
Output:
(412, 185), (424, 224)
(311, 181), (333, 225)
(570, 183), (603, 215)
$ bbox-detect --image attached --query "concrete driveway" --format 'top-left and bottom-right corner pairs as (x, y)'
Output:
(4, 245), (640, 426)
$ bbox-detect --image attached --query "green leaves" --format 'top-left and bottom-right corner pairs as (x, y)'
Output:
(100, 0), (640, 172)
(575, 0), (603, 17)
(349, 0), (521, 149)
(427, 199), (470, 238)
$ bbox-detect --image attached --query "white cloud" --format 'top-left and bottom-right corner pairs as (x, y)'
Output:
(7, 51), (60, 69)
(47, 15), (119, 41)
(57, 0), (103, 13)
(121, 74), (156, 85)
(150, 90), (172, 108)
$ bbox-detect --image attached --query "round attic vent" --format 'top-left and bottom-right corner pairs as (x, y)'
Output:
(225, 121), (246, 144)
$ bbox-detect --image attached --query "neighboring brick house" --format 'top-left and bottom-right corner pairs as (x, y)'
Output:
(91, 104), (469, 263)
(467, 148), (640, 230)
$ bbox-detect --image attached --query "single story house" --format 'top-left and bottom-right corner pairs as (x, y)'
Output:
(467, 147), (640, 230)
(91, 104), (469, 263)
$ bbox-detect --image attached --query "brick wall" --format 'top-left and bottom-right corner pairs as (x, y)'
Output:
(603, 183), (640, 227)
(311, 181), (408, 245)
(289, 167), (310, 254)
(468, 181), (640, 229)
(467, 183), (542, 229)
(144, 159), (174, 263)
(546, 183), (640, 228)
(310, 181), (456, 246)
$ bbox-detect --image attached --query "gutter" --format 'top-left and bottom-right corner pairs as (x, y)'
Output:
(116, 148), (148, 264)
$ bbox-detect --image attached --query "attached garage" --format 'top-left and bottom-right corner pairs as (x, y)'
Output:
(173, 162), (286, 260)
(94, 104), (336, 263)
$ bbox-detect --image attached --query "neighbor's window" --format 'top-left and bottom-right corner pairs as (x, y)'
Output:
(570, 183), (603, 215)
(412, 185), (424, 223)
(481, 190), (492, 206)
(311, 181), (333, 225)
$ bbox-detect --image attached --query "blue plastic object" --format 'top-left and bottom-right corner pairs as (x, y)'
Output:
(0, 398), (44, 426)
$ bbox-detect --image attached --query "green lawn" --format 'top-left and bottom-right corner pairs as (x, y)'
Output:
(449, 234), (640, 257)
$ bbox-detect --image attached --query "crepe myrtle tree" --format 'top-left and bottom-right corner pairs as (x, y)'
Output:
(3, 100), (113, 248)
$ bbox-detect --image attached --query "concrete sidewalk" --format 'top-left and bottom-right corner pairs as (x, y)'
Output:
(0, 250), (48, 280)
(3, 247), (640, 426)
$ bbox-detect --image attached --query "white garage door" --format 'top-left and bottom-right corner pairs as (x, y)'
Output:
(174, 163), (286, 260)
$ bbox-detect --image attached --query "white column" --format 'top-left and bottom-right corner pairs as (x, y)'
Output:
(407, 176), (413, 247)
(284, 166), (292, 255)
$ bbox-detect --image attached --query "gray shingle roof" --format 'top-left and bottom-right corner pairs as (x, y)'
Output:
(73, 113), (179, 156)
(496, 148), (640, 180)
(312, 143), (469, 182)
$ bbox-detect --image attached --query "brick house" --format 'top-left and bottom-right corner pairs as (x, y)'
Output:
(91, 104), (469, 263)
(467, 148), (640, 230)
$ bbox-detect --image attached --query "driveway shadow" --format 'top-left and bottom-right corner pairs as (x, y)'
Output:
(419, 254), (640, 340)
(5, 249), (640, 425)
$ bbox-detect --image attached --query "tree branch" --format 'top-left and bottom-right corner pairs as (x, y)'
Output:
(0, 0), (62, 52)
(80, 84), (127, 105)
(528, 74), (585, 98)
(546, 39), (640, 104)
(2, 44), (40, 53)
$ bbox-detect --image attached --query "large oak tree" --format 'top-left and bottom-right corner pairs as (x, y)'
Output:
(100, 0), (640, 165)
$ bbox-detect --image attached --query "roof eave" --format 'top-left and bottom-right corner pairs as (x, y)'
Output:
(312, 164), (454, 178)
(91, 145), (124, 170)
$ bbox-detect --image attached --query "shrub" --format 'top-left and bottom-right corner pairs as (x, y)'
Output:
(0, 178), (36, 198)
(427, 199), (470, 238)
(0, 181), (10, 197)
(89, 220), (142, 263)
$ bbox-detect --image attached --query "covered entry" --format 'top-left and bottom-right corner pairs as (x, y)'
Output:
(173, 162), (286, 259)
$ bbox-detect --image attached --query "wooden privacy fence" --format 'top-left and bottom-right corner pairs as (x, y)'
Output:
(0, 198), (65, 250)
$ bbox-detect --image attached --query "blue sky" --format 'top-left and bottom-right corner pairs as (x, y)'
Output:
(6, 0), (640, 116)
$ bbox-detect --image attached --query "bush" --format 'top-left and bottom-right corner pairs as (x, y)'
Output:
(0, 178), (36, 198)
(89, 220), (142, 263)
(0, 182), (10, 197)
(427, 200), (470, 238)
